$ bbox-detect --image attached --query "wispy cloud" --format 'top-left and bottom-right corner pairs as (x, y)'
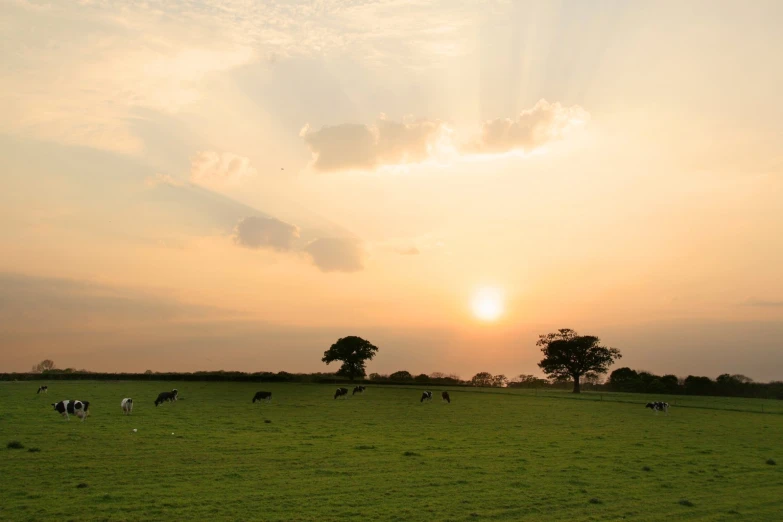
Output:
(741, 298), (783, 308)
(144, 173), (185, 189)
(1, 0), (496, 153)
(191, 151), (256, 189)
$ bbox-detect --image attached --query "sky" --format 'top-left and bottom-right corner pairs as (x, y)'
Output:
(1, 0), (782, 381)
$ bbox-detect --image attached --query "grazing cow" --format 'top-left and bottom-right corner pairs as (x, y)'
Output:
(52, 400), (90, 421)
(121, 398), (133, 415)
(442, 391), (451, 404)
(420, 391), (433, 403)
(334, 387), (349, 399)
(154, 389), (178, 407)
(645, 402), (669, 414)
(37, 385), (48, 394)
(352, 386), (366, 395)
(252, 391), (272, 403)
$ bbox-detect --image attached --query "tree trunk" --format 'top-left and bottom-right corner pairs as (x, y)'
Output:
(572, 374), (581, 394)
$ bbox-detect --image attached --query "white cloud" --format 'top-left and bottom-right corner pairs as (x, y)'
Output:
(300, 100), (589, 171)
(301, 116), (453, 172)
(467, 99), (590, 155)
(304, 238), (365, 273)
(190, 151), (256, 189)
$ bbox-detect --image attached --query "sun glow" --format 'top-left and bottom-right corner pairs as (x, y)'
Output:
(471, 287), (504, 321)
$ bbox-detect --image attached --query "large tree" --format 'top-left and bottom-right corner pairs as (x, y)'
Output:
(537, 329), (621, 393)
(31, 359), (56, 373)
(322, 336), (379, 381)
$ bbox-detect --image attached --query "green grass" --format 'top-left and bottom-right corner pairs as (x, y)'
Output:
(1, 381), (781, 521)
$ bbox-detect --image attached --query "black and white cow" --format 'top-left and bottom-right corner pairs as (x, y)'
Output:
(154, 389), (178, 407)
(121, 398), (133, 415)
(334, 387), (349, 399)
(52, 400), (90, 421)
(352, 386), (366, 395)
(645, 401), (669, 414)
(420, 391), (433, 403)
(252, 391), (272, 403)
(37, 385), (48, 394)
(441, 391), (451, 404)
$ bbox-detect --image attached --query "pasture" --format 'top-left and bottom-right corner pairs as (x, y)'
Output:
(1, 381), (781, 521)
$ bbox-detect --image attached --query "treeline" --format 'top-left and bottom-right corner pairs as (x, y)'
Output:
(5, 367), (782, 400)
(608, 368), (783, 400)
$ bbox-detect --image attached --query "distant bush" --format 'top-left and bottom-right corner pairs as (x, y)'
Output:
(7, 441), (24, 449)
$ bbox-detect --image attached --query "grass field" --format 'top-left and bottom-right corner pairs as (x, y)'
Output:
(1, 381), (782, 521)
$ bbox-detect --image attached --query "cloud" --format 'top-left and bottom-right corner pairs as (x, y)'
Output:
(1, 2), (254, 153)
(741, 298), (783, 308)
(301, 117), (451, 172)
(300, 100), (589, 171)
(143, 173), (184, 189)
(191, 151), (256, 189)
(305, 238), (365, 273)
(467, 99), (590, 155)
(233, 216), (300, 251)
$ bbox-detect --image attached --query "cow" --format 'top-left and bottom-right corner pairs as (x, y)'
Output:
(442, 391), (451, 404)
(334, 387), (349, 399)
(420, 391), (433, 403)
(645, 402), (669, 414)
(154, 389), (178, 407)
(121, 398), (133, 415)
(52, 400), (90, 421)
(252, 391), (272, 403)
(37, 385), (48, 394)
(352, 386), (366, 395)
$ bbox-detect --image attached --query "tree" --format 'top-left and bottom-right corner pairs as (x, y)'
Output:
(470, 372), (494, 387)
(537, 328), (622, 393)
(31, 359), (56, 373)
(492, 374), (508, 388)
(321, 336), (379, 381)
(389, 370), (413, 381)
(414, 373), (430, 382)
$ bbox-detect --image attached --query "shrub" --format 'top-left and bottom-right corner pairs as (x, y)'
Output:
(7, 441), (24, 449)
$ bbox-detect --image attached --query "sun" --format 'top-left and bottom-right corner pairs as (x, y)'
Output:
(471, 287), (504, 321)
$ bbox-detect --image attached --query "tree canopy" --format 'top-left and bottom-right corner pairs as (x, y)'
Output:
(31, 359), (56, 373)
(321, 336), (379, 380)
(537, 328), (621, 393)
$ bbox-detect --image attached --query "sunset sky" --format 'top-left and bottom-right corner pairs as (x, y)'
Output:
(1, 0), (782, 380)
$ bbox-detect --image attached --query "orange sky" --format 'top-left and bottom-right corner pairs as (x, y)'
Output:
(1, 0), (782, 380)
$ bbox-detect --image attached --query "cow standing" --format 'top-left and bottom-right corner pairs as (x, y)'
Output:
(645, 402), (670, 415)
(252, 391), (272, 403)
(121, 398), (133, 415)
(334, 387), (349, 399)
(421, 391), (433, 403)
(352, 386), (366, 395)
(154, 389), (178, 407)
(52, 400), (90, 421)
(441, 391), (451, 404)
(37, 385), (48, 394)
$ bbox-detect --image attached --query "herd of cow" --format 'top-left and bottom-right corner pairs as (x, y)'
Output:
(38, 384), (670, 422)
(39, 384), (452, 422)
